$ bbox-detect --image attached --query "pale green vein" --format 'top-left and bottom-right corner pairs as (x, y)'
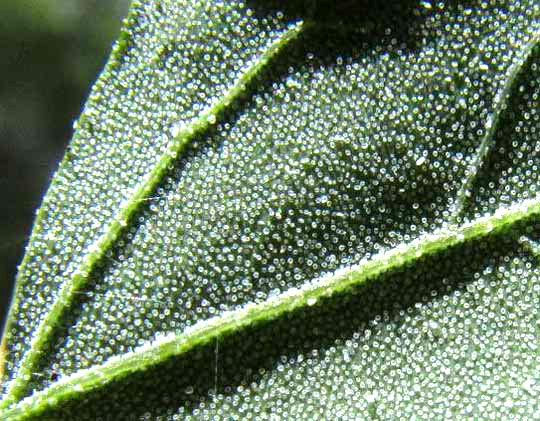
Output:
(0, 20), (307, 410)
(2, 197), (540, 420)
(449, 31), (540, 224)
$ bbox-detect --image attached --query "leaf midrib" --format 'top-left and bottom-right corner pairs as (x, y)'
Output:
(2, 196), (540, 419)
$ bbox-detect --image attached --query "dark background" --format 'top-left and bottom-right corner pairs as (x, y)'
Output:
(0, 0), (130, 331)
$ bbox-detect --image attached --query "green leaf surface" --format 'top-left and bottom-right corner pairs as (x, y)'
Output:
(2, 0), (540, 419)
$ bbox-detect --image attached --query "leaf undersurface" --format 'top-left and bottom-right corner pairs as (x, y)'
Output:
(2, 0), (540, 419)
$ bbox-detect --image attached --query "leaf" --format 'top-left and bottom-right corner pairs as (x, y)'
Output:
(2, 0), (540, 418)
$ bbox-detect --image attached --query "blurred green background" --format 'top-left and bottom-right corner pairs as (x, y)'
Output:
(0, 0), (131, 330)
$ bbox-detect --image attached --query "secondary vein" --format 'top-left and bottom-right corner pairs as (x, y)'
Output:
(0, 20), (306, 410)
(449, 31), (540, 224)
